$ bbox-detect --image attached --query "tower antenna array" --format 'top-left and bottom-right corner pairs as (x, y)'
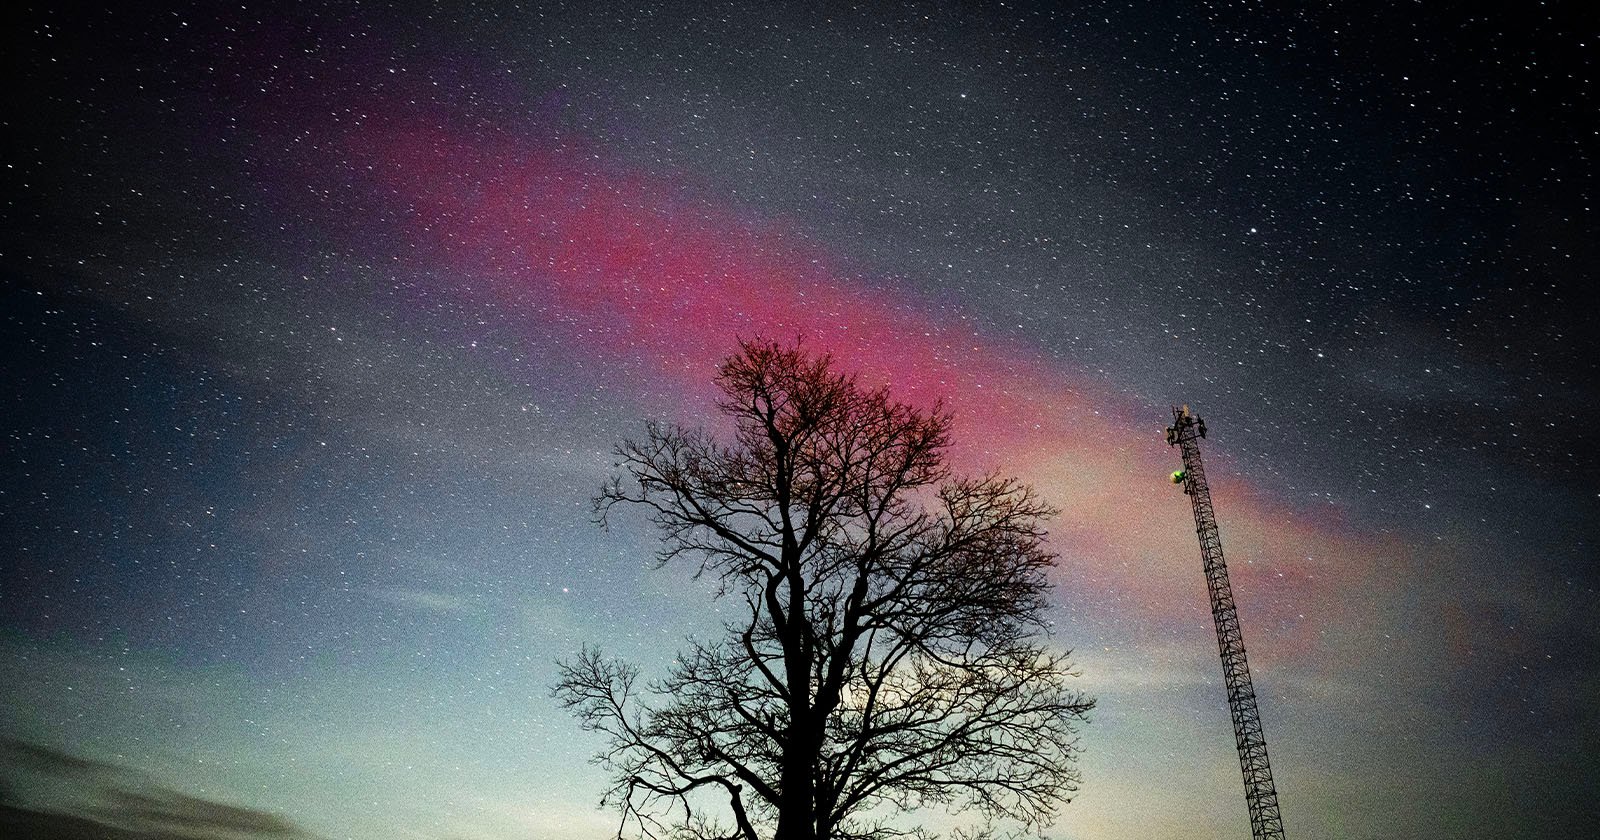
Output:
(1166, 405), (1286, 840)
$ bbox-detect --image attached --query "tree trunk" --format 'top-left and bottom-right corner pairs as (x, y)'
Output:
(775, 571), (816, 840)
(774, 742), (815, 840)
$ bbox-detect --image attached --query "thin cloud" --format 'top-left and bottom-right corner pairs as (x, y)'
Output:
(0, 739), (318, 840)
(367, 587), (475, 616)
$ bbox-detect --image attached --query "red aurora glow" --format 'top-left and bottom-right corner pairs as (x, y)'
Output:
(347, 122), (1379, 663)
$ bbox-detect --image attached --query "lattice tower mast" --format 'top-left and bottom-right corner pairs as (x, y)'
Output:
(1166, 405), (1285, 840)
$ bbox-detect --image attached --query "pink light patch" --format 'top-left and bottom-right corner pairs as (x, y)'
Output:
(344, 119), (1380, 665)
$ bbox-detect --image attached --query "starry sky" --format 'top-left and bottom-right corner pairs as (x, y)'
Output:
(2, 2), (1595, 839)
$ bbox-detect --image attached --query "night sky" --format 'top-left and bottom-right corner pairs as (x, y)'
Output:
(3, 2), (1595, 839)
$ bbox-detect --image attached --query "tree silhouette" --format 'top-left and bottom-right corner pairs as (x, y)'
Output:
(555, 339), (1093, 840)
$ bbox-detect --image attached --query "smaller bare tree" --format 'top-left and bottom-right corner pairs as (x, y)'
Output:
(555, 339), (1092, 840)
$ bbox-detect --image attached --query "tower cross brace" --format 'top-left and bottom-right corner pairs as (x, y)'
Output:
(1167, 405), (1286, 840)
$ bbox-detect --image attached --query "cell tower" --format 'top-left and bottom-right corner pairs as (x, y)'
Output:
(1166, 405), (1286, 840)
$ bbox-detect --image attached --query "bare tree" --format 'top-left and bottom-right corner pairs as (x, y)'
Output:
(555, 339), (1092, 840)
